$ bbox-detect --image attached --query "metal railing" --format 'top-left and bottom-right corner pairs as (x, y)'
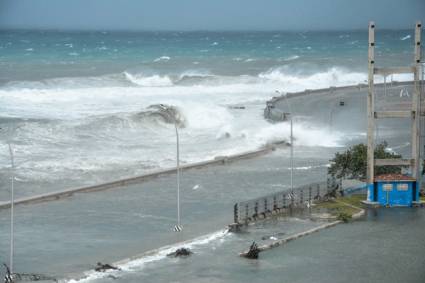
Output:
(233, 177), (340, 225)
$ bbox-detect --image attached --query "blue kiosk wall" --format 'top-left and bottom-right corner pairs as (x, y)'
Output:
(368, 177), (419, 207)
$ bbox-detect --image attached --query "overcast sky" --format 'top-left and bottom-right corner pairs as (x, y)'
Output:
(0, 0), (424, 31)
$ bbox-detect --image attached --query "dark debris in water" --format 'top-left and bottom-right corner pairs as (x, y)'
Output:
(95, 262), (121, 272)
(167, 247), (193, 257)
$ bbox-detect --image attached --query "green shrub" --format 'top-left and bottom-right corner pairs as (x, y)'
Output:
(337, 212), (352, 223)
(328, 142), (401, 180)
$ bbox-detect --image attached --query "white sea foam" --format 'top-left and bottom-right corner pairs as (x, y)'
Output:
(123, 71), (173, 87)
(283, 55), (300, 61)
(0, 66), (386, 179)
(400, 35), (411, 41)
(153, 56), (171, 62)
(259, 67), (367, 91)
(64, 229), (229, 283)
(254, 121), (343, 148)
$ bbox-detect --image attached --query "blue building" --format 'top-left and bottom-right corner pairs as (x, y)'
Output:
(367, 174), (419, 207)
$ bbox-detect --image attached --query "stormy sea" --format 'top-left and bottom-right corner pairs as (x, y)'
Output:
(1, 30), (423, 283)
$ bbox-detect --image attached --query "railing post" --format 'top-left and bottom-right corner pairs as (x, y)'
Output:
(234, 203), (239, 224)
(300, 189), (304, 205)
(283, 193), (287, 208)
(254, 201), (259, 217)
(264, 198), (268, 213)
(245, 203), (249, 224)
(273, 195), (277, 210)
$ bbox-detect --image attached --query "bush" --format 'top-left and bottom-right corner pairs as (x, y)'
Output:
(337, 212), (352, 223)
(328, 142), (401, 181)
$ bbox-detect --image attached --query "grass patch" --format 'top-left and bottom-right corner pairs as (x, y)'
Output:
(314, 194), (366, 219)
(337, 194), (366, 207)
(315, 200), (358, 216)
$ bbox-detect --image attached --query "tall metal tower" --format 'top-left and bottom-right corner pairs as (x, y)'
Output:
(366, 21), (422, 206)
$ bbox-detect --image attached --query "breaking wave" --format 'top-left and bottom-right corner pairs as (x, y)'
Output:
(0, 65), (385, 181)
(123, 72), (173, 87)
(259, 66), (367, 90)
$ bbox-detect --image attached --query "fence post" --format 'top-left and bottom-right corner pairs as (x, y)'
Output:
(309, 186), (312, 202)
(300, 189), (304, 205)
(317, 184), (320, 199)
(283, 193), (286, 208)
(264, 198), (268, 213)
(273, 195), (277, 210)
(254, 201), (259, 218)
(234, 203), (239, 223)
(245, 203), (249, 224)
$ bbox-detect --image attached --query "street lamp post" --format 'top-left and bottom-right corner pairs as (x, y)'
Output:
(174, 123), (182, 232)
(289, 115), (293, 192)
(8, 143), (15, 274)
(276, 90), (294, 192)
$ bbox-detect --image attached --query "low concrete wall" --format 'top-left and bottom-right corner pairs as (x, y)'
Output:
(0, 146), (275, 210)
(239, 205), (365, 256)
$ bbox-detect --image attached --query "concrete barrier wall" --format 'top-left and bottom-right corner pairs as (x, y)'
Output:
(0, 146), (275, 210)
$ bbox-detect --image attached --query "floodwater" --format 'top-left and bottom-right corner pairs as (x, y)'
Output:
(1, 82), (424, 282)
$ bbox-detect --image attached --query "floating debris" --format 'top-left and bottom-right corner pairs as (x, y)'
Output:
(95, 262), (121, 272)
(167, 247), (193, 257)
(241, 242), (260, 259)
(3, 264), (58, 282)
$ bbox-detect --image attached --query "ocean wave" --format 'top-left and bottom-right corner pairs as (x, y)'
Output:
(123, 71), (173, 87)
(258, 66), (367, 90)
(153, 56), (171, 62)
(283, 55), (300, 61)
(255, 121), (343, 148)
(400, 35), (411, 41)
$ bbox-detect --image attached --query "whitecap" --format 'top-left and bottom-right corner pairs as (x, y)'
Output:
(284, 55), (299, 61)
(153, 56), (171, 62)
(123, 72), (173, 87)
(400, 35), (411, 41)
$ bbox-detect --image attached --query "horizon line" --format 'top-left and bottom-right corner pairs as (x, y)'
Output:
(0, 27), (415, 33)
